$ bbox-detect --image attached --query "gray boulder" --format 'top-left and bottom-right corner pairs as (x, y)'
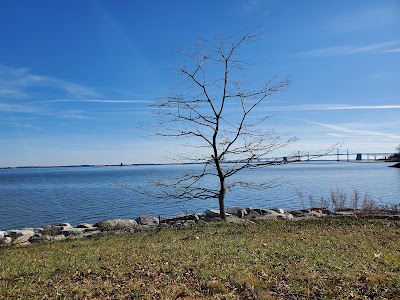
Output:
(333, 211), (357, 218)
(29, 234), (51, 243)
(135, 216), (159, 226)
(252, 210), (283, 221)
(279, 212), (294, 220)
(311, 208), (330, 215)
(270, 208), (285, 214)
(42, 223), (73, 236)
(181, 214), (200, 221)
(7, 229), (36, 243)
(304, 210), (323, 218)
(76, 223), (94, 228)
(0, 236), (12, 245)
(252, 208), (271, 215)
(204, 209), (221, 218)
(226, 207), (247, 218)
(163, 214), (200, 223)
(204, 209), (232, 218)
(264, 210), (294, 220)
(244, 209), (294, 221)
(62, 227), (87, 237)
(0, 230), (6, 239)
(82, 230), (101, 238)
(76, 223), (99, 232)
(52, 235), (66, 241)
(243, 210), (262, 219)
(289, 210), (304, 217)
(94, 219), (138, 230)
(58, 223), (72, 227)
(7, 229), (33, 239)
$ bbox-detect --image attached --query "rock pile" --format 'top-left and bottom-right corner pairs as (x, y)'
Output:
(1, 207), (398, 246)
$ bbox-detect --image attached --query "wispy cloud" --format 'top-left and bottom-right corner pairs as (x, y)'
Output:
(0, 103), (39, 113)
(2, 122), (32, 128)
(60, 83), (98, 99)
(267, 104), (400, 111)
(298, 41), (400, 57)
(381, 48), (400, 53)
(0, 89), (27, 97)
(0, 65), (98, 99)
(310, 122), (400, 140)
(63, 114), (90, 120)
(42, 99), (151, 103)
(329, 4), (400, 33)
(237, 0), (271, 16)
(0, 122), (42, 130)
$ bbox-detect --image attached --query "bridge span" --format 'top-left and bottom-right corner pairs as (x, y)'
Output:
(285, 150), (397, 162)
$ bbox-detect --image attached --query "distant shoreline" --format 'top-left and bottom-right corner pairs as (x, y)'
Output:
(0, 162), (206, 170)
(0, 159), (395, 170)
(0, 163), (164, 170)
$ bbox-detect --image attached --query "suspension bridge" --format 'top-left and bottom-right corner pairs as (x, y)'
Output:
(283, 150), (397, 163)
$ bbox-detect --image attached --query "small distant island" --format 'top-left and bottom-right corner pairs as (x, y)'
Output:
(385, 145), (400, 167)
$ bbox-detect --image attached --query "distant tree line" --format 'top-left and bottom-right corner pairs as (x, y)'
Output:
(389, 145), (400, 159)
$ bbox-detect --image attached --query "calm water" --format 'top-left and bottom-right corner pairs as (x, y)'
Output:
(0, 161), (399, 230)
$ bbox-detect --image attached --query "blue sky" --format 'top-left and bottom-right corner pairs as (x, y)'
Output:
(0, 0), (399, 167)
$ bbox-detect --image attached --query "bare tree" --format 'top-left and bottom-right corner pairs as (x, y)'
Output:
(152, 27), (297, 220)
(388, 144), (400, 160)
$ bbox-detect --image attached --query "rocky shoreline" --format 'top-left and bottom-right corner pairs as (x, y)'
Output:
(1, 206), (399, 246)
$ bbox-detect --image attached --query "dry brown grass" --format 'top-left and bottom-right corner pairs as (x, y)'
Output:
(1, 218), (399, 299)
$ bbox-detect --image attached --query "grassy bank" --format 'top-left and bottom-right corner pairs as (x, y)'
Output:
(1, 219), (399, 299)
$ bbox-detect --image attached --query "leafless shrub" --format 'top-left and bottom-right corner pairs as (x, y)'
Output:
(320, 196), (329, 209)
(308, 195), (317, 208)
(361, 193), (378, 215)
(351, 190), (361, 210)
(295, 188), (305, 209)
(296, 188), (396, 215)
(296, 188), (330, 210)
(330, 189), (347, 211)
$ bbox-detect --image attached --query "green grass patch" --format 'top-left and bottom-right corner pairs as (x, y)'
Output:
(1, 219), (399, 299)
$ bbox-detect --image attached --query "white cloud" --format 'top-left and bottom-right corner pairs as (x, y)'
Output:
(310, 121), (400, 140)
(2, 122), (33, 128)
(0, 89), (27, 97)
(43, 99), (151, 103)
(237, 0), (271, 16)
(381, 48), (400, 53)
(298, 41), (400, 57)
(61, 83), (98, 99)
(329, 4), (400, 33)
(63, 114), (90, 120)
(0, 103), (39, 113)
(265, 104), (400, 111)
(0, 65), (98, 99)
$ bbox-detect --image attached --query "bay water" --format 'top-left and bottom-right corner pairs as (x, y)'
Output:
(0, 161), (399, 230)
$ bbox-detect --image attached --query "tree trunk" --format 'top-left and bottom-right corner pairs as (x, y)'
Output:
(218, 180), (227, 220)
